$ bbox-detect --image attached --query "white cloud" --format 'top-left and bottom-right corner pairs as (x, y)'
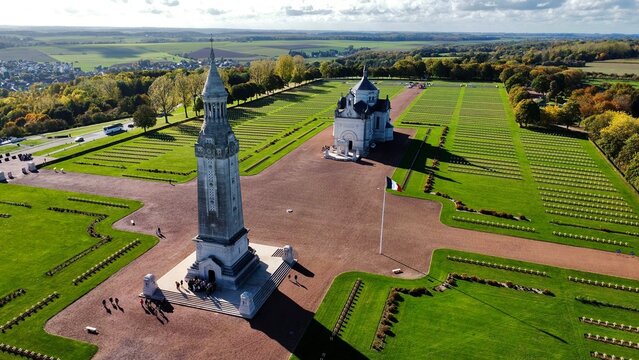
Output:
(0, 0), (636, 33)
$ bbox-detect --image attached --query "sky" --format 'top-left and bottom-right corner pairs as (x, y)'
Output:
(1, 0), (638, 34)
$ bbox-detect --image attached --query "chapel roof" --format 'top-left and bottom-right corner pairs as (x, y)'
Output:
(351, 66), (378, 92)
(202, 45), (227, 98)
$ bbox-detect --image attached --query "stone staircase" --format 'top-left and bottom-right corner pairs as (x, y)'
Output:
(159, 289), (242, 317)
(250, 260), (292, 314)
(158, 260), (293, 319)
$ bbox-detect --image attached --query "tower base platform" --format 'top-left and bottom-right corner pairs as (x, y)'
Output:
(151, 243), (292, 319)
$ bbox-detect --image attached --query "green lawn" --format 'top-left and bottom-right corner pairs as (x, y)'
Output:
(45, 80), (405, 182)
(393, 82), (639, 253)
(0, 184), (157, 359)
(293, 249), (639, 359)
(585, 78), (639, 89)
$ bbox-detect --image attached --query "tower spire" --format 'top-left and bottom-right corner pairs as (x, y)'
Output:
(209, 33), (215, 63)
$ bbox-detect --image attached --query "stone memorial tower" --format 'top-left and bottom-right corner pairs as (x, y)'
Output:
(187, 43), (258, 290)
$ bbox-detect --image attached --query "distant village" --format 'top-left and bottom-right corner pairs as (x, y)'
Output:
(0, 57), (241, 92)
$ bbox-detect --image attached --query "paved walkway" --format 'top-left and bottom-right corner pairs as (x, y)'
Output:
(14, 87), (639, 360)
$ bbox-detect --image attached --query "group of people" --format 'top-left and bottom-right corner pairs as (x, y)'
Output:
(187, 277), (216, 295)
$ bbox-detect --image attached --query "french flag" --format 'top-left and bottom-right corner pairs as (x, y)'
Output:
(386, 177), (402, 192)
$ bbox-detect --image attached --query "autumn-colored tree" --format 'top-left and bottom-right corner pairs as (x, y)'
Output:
(597, 112), (639, 158)
(249, 59), (276, 88)
(174, 72), (193, 118)
(514, 99), (540, 128)
(148, 75), (176, 124)
(275, 54), (295, 84)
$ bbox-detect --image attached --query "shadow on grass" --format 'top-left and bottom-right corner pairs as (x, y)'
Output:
(449, 285), (569, 344)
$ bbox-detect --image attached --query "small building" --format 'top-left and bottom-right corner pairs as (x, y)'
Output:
(332, 67), (392, 158)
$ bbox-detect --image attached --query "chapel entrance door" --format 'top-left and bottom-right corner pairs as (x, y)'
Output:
(208, 269), (216, 284)
(348, 141), (353, 151)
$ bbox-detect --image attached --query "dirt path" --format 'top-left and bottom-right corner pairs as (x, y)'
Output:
(15, 87), (639, 360)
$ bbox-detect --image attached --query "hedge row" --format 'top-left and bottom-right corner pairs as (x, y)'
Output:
(449, 273), (554, 296)
(569, 276), (639, 293)
(546, 210), (639, 226)
(0, 292), (60, 332)
(0, 343), (60, 360)
(45, 237), (112, 276)
(581, 316), (639, 334)
(136, 168), (196, 176)
(0, 200), (31, 208)
(73, 161), (127, 169)
(0, 289), (26, 308)
(585, 333), (639, 350)
(372, 287), (401, 351)
(446, 255), (547, 276)
(332, 279), (362, 338)
(576, 296), (639, 313)
(452, 216), (536, 232)
(553, 231), (629, 247)
(72, 239), (141, 285)
(68, 197), (129, 208)
(122, 174), (176, 183)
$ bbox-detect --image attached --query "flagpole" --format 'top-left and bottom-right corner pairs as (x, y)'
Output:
(379, 185), (386, 255)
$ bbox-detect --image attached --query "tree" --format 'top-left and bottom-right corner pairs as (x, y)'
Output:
(133, 105), (157, 132)
(174, 72), (193, 119)
(508, 86), (529, 106)
(597, 112), (639, 158)
(615, 134), (639, 171)
(250, 59), (276, 87)
(582, 112), (615, 140)
(194, 97), (204, 118)
(148, 75), (176, 124)
(275, 54), (295, 84)
(559, 100), (581, 129)
(514, 99), (540, 128)
(189, 72), (206, 116)
(319, 61), (331, 78)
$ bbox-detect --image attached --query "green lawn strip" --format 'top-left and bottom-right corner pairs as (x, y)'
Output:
(33, 142), (76, 157)
(392, 82), (639, 252)
(43, 81), (403, 182)
(0, 184), (157, 359)
(293, 249), (639, 359)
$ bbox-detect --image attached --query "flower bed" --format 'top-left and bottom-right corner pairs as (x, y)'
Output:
(446, 255), (547, 276)
(73, 161), (127, 169)
(576, 296), (639, 313)
(136, 168), (196, 176)
(67, 197), (129, 208)
(0, 201), (32, 208)
(121, 174), (176, 183)
(440, 273), (553, 296)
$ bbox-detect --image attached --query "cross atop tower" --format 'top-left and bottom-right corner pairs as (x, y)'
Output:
(209, 33), (215, 61)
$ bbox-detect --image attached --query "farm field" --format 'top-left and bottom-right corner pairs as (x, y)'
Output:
(0, 184), (156, 359)
(585, 78), (639, 89)
(575, 59), (639, 76)
(9, 39), (466, 71)
(393, 82), (639, 253)
(46, 80), (405, 181)
(293, 249), (639, 360)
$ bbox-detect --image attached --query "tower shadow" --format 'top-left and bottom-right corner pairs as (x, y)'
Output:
(249, 289), (365, 359)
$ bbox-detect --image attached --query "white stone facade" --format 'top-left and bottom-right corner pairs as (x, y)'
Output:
(333, 68), (393, 157)
(187, 47), (258, 290)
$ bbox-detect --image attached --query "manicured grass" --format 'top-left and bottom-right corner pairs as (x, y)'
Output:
(0, 184), (157, 359)
(46, 80), (405, 182)
(393, 82), (639, 253)
(293, 249), (639, 359)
